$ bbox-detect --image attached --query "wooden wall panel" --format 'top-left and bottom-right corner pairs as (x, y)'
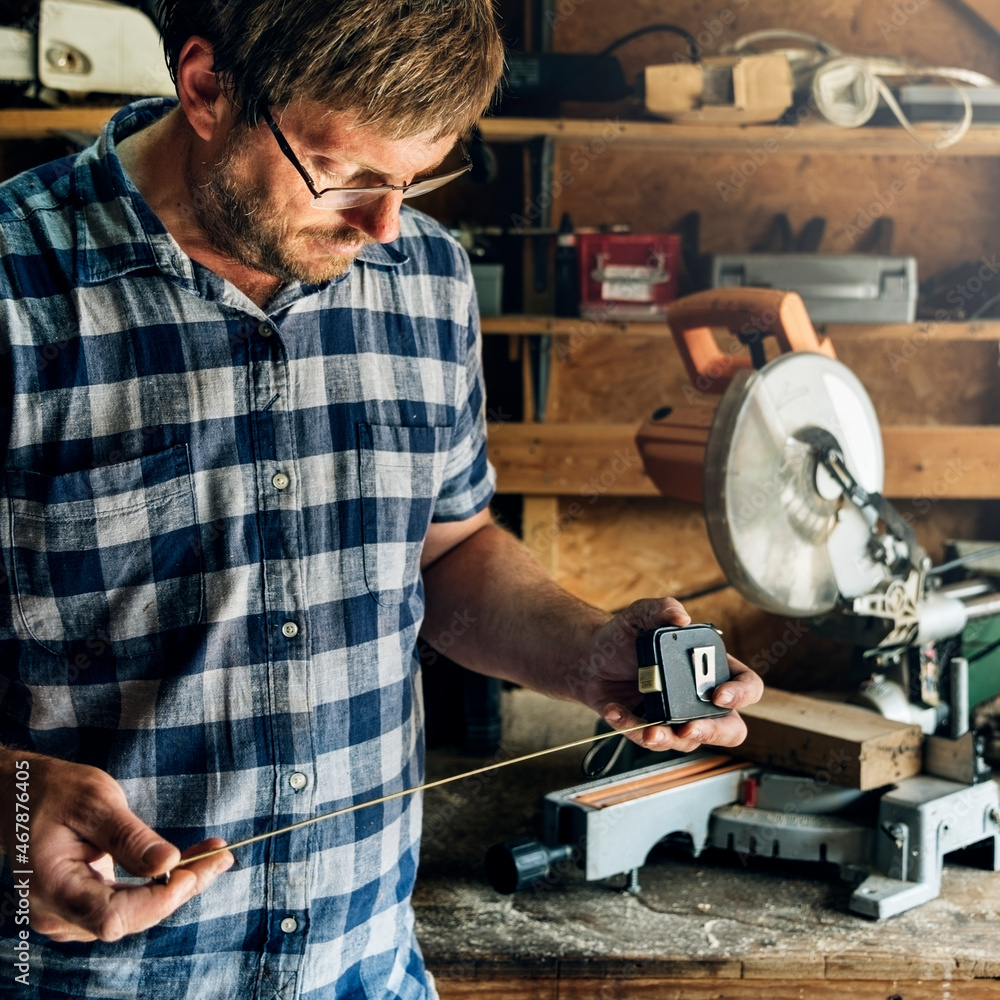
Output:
(547, 329), (1000, 427)
(537, 1), (1000, 283)
(550, 1), (1000, 79)
(548, 147), (1000, 288)
(498, 0), (1000, 687)
(542, 490), (997, 682)
(546, 494), (852, 687)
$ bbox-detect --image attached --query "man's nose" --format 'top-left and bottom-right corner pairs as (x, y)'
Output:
(341, 191), (405, 244)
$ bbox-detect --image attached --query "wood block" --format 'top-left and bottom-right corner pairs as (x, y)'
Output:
(487, 422), (1000, 499)
(739, 689), (923, 790)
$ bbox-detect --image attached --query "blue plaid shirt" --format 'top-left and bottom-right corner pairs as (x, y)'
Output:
(0, 99), (494, 999)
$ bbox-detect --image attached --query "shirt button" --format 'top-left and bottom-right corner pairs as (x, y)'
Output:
(280, 916), (298, 934)
(289, 772), (308, 790)
(258, 323), (274, 338)
(272, 472), (290, 491)
(282, 621), (299, 638)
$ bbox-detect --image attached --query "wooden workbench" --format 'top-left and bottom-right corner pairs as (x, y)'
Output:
(413, 732), (1000, 999)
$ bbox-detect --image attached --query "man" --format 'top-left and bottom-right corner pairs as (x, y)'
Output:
(0, 1), (763, 997)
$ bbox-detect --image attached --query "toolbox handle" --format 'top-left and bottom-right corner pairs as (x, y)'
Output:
(667, 288), (836, 394)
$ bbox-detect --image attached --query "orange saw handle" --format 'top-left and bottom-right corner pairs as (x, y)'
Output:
(667, 288), (836, 394)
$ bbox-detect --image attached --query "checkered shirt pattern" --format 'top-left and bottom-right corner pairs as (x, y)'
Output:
(0, 99), (494, 999)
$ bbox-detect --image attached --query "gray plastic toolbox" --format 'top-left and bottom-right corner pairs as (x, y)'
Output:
(710, 254), (918, 323)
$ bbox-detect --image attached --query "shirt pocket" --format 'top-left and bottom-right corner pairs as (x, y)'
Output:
(5, 444), (204, 659)
(357, 422), (449, 606)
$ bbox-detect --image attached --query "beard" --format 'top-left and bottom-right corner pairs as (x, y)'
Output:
(187, 121), (375, 284)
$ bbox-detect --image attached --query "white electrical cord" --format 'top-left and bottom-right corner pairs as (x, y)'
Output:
(730, 29), (997, 149)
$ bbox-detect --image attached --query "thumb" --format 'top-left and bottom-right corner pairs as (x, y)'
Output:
(616, 596), (691, 635)
(67, 781), (179, 877)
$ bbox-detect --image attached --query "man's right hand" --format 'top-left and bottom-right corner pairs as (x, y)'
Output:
(0, 749), (233, 942)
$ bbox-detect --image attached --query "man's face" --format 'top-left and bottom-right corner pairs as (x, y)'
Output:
(188, 103), (458, 284)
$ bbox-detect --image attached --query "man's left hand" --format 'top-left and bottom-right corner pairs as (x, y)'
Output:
(571, 596), (764, 753)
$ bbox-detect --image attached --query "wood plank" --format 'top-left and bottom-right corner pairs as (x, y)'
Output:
(436, 979), (554, 1000)
(478, 117), (1000, 156)
(435, 977), (1000, 1000)
(884, 427), (1000, 498)
(0, 107), (120, 139)
(487, 422), (1000, 499)
(488, 423), (652, 496)
(571, 755), (740, 808)
(739, 689), (923, 789)
(480, 317), (1000, 343)
(521, 496), (560, 574)
(956, 0), (1000, 39)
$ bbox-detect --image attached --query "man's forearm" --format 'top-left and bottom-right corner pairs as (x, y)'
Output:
(420, 523), (612, 700)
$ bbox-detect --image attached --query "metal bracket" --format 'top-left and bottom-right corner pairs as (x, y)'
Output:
(692, 645), (717, 701)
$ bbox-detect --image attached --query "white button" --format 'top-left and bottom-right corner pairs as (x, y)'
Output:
(272, 472), (290, 491)
(258, 323), (273, 338)
(282, 621), (299, 638)
(280, 916), (298, 934)
(289, 772), (307, 790)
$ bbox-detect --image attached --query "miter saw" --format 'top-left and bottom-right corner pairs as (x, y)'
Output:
(639, 288), (1000, 733)
(486, 288), (1000, 918)
(0, 0), (173, 101)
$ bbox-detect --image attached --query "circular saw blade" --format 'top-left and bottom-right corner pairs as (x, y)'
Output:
(704, 352), (884, 618)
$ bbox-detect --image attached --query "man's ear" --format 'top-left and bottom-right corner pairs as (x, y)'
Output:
(175, 36), (229, 142)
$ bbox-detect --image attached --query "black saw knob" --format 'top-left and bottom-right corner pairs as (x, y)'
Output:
(485, 838), (574, 894)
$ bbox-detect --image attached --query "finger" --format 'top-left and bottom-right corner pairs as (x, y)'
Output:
(711, 657), (765, 711)
(673, 711), (749, 750)
(616, 596), (692, 636)
(177, 836), (234, 869)
(40, 838), (233, 943)
(60, 774), (180, 878)
(602, 703), (702, 754)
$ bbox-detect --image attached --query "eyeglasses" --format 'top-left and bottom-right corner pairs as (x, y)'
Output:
(261, 107), (472, 210)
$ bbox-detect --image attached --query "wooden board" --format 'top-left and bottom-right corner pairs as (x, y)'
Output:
(739, 689), (923, 789)
(0, 107), (119, 139)
(479, 117), (1000, 156)
(488, 422), (1000, 498)
(956, 0), (1000, 39)
(547, 145), (1000, 299)
(550, 0), (1000, 83)
(417, 738), (1000, 997)
(435, 978), (1000, 999)
(505, 329), (1000, 429)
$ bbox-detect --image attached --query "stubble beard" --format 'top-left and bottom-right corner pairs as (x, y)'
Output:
(188, 122), (374, 284)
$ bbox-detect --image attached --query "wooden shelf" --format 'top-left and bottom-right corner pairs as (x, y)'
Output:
(487, 422), (1000, 499)
(481, 315), (1000, 342)
(0, 107), (120, 140)
(6, 108), (998, 157)
(478, 116), (1000, 157)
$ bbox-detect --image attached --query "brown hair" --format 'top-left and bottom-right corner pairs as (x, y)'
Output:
(154, 0), (505, 137)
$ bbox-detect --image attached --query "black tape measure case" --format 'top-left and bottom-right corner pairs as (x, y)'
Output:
(636, 624), (731, 725)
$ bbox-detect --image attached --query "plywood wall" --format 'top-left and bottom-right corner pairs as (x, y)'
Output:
(537, 1), (1000, 280)
(505, 0), (1000, 677)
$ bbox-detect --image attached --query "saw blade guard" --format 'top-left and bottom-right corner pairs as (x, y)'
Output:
(666, 287), (837, 395)
(704, 351), (886, 618)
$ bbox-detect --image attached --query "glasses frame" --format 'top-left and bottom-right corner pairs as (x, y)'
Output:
(260, 107), (472, 208)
